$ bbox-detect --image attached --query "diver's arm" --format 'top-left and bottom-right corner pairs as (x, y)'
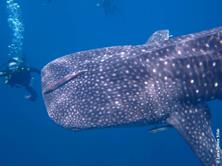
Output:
(29, 67), (41, 74)
(0, 71), (8, 77)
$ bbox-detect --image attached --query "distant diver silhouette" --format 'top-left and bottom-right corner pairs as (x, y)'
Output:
(97, 0), (119, 15)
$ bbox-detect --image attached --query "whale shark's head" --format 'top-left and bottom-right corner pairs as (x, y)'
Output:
(41, 46), (151, 130)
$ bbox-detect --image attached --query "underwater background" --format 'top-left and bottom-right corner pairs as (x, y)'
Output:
(0, 0), (222, 165)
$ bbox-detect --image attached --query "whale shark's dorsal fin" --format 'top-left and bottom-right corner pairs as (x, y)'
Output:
(167, 104), (221, 165)
(146, 29), (171, 45)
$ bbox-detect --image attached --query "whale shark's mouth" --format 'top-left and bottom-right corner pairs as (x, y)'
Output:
(43, 70), (87, 95)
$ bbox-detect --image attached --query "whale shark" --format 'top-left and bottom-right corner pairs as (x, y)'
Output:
(41, 27), (222, 165)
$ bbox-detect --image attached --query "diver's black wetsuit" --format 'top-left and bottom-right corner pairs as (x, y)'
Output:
(0, 64), (40, 101)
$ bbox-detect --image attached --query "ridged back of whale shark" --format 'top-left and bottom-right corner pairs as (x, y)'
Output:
(41, 27), (222, 165)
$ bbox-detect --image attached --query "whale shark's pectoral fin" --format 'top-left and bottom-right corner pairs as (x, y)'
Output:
(167, 104), (222, 165)
(146, 29), (171, 45)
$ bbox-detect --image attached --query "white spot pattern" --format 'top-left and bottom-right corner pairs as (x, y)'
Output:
(41, 26), (222, 166)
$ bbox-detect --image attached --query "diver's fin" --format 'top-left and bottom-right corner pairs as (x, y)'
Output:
(167, 104), (222, 165)
(148, 124), (171, 134)
(43, 70), (87, 94)
(146, 29), (171, 45)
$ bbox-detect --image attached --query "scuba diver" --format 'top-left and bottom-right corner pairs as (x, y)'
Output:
(97, 0), (119, 15)
(41, 0), (53, 6)
(0, 56), (40, 102)
(46, 0), (52, 4)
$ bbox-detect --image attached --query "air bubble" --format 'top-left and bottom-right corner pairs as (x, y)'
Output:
(6, 0), (24, 57)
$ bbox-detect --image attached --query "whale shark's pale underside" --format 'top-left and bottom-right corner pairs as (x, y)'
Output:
(41, 27), (222, 165)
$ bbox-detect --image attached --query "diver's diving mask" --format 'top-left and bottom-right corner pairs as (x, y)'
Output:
(8, 57), (24, 72)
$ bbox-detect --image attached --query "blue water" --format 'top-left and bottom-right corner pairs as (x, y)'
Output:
(0, 0), (222, 165)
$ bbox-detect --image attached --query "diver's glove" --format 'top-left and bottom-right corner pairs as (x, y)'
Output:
(0, 71), (7, 77)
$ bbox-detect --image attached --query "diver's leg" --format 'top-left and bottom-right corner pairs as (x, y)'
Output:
(24, 85), (37, 101)
(29, 68), (40, 74)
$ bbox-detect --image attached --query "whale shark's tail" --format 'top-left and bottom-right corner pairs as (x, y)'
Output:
(167, 103), (222, 165)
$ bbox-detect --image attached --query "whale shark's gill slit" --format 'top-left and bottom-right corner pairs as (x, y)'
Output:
(43, 70), (87, 94)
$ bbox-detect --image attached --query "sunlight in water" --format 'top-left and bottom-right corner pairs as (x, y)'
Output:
(6, 0), (24, 57)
